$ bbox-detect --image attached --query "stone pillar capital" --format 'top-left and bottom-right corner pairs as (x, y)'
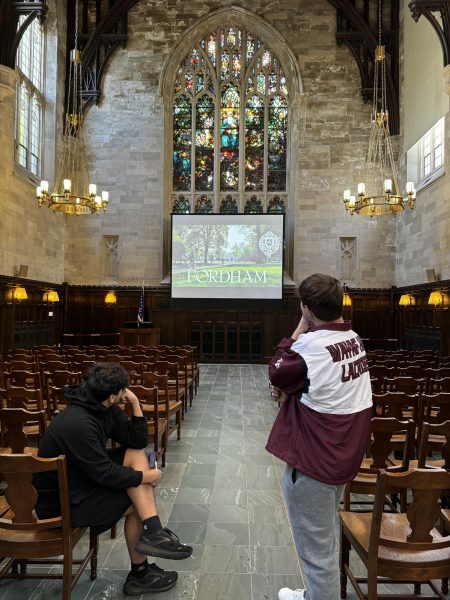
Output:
(0, 65), (17, 103)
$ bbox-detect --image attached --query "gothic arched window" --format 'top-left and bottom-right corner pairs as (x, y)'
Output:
(171, 26), (288, 213)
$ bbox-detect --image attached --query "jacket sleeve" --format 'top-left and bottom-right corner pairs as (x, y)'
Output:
(109, 407), (149, 449)
(60, 415), (144, 490)
(268, 337), (309, 396)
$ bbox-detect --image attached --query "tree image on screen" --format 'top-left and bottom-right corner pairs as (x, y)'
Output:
(172, 218), (283, 299)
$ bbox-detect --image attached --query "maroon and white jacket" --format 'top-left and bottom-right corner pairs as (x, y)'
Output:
(266, 322), (372, 485)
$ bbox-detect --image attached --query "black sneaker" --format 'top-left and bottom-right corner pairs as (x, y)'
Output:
(123, 563), (178, 595)
(135, 527), (193, 560)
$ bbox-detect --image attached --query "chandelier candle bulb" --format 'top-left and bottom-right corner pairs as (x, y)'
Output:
(406, 182), (415, 194)
(63, 179), (71, 193)
(36, 186), (42, 198)
(343, 189), (351, 201)
(357, 183), (365, 196)
(384, 179), (392, 194)
(101, 191), (109, 203)
(41, 180), (49, 193)
(89, 184), (97, 196)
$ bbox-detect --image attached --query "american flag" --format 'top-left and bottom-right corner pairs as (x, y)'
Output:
(137, 284), (145, 324)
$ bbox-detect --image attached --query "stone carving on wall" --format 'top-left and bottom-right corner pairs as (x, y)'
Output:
(103, 235), (119, 281)
(340, 237), (356, 283)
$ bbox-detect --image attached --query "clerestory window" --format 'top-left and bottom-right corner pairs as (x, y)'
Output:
(171, 26), (288, 215)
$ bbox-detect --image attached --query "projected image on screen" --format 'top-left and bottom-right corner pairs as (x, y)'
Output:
(171, 214), (284, 299)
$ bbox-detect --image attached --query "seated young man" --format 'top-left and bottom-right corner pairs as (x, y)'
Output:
(33, 362), (192, 595)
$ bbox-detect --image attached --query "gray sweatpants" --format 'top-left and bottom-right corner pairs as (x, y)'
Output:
(282, 466), (344, 600)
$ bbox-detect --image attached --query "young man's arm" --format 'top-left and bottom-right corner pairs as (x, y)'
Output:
(110, 388), (149, 449)
(268, 316), (310, 397)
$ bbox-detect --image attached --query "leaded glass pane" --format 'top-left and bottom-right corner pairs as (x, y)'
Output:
(173, 195), (191, 213)
(195, 95), (214, 191)
(191, 48), (200, 69)
(244, 197), (263, 213)
(220, 85), (239, 191)
(245, 96), (264, 191)
(268, 95), (287, 191)
(220, 196), (238, 213)
(194, 195), (213, 213)
(221, 51), (230, 80)
(207, 34), (216, 65)
(173, 95), (192, 190)
(30, 94), (41, 175)
(267, 196), (286, 213)
(17, 83), (29, 168)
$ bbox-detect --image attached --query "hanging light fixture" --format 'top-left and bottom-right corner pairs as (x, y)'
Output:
(342, 1), (416, 217)
(36, 0), (109, 215)
(343, 292), (352, 307)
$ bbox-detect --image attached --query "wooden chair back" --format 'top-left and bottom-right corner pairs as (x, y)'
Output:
(0, 453), (98, 596)
(418, 420), (450, 469)
(373, 391), (418, 422)
(372, 468), (450, 550)
(0, 386), (44, 412)
(366, 417), (415, 470)
(429, 377), (450, 394)
(0, 407), (46, 453)
(382, 375), (424, 396)
(4, 371), (41, 390)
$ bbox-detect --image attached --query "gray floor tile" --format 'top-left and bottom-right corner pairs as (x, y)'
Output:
(251, 574), (305, 600)
(250, 545), (301, 575)
(205, 522), (250, 545)
(197, 573), (251, 600)
(200, 545), (251, 573)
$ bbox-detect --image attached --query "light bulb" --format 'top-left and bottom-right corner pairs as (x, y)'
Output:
(89, 183), (97, 196)
(384, 179), (392, 193)
(95, 195), (102, 205)
(101, 191), (109, 203)
(40, 180), (49, 193)
(357, 183), (366, 196)
(343, 189), (351, 201)
(36, 186), (42, 198)
(63, 179), (72, 193)
(406, 181), (415, 194)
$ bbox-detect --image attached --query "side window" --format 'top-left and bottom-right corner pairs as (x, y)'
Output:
(15, 16), (44, 177)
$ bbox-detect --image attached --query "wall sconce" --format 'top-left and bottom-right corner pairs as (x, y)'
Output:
(343, 292), (352, 307)
(105, 291), (117, 306)
(43, 290), (60, 303)
(13, 286), (28, 301)
(428, 291), (450, 307)
(399, 294), (415, 307)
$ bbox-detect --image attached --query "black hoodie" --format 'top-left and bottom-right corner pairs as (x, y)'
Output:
(33, 383), (148, 504)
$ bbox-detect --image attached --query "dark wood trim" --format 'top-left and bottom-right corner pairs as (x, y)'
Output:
(409, 0), (450, 66)
(0, 0), (48, 68)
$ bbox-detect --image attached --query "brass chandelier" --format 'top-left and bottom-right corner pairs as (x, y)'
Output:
(343, 1), (415, 217)
(36, 0), (108, 215)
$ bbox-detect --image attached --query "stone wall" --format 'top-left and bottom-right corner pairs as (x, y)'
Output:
(0, 0), (67, 284)
(64, 0), (397, 287)
(395, 0), (450, 286)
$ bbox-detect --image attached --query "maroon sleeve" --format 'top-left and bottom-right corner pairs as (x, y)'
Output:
(268, 337), (308, 396)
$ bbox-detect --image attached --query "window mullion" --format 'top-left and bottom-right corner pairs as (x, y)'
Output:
(191, 94), (196, 210)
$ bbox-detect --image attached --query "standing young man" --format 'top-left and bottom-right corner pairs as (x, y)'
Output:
(266, 274), (372, 600)
(34, 362), (192, 596)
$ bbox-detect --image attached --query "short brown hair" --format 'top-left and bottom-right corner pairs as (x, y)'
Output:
(298, 274), (343, 321)
(83, 362), (129, 401)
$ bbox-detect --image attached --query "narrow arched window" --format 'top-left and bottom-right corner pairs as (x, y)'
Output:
(171, 26), (288, 214)
(15, 16), (44, 176)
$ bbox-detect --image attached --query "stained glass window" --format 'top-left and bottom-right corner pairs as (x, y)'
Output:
(267, 196), (286, 213)
(244, 197), (263, 214)
(172, 26), (288, 211)
(15, 16), (44, 176)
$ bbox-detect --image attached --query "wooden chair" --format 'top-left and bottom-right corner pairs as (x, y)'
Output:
(0, 386), (44, 412)
(43, 371), (81, 418)
(165, 354), (194, 406)
(0, 454), (98, 599)
(340, 468), (450, 600)
(174, 347), (198, 395)
(142, 372), (182, 440)
(0, 407), (46, 454)
(127, 385), (168, 468)
(343, 417), (415, 512)
(398, 364), (427, 379)
(154, 360), (187, 413)
(119, 360), (144, 384)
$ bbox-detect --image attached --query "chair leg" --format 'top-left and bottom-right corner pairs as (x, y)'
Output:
(176, 411), (181, 441)
(90, 531), (99, 580)
(367, 569), (378, 600)
(340, 526), (349, 599)
(110, 523), (117, 539)
(414, 583), (421, 594)
(442, 577), (449, 594)
(62, 549), (73, 600)
(343, 483), (351, 511)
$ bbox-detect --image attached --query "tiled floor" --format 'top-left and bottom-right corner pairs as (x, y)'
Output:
(0, 364), (448, 599)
